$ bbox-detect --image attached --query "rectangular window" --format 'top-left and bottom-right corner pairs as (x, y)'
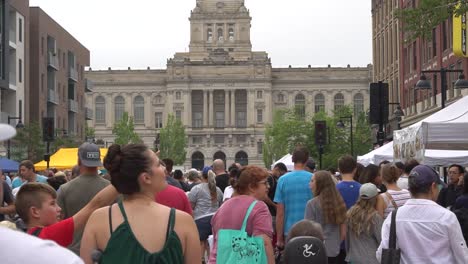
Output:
(257, 91), (263, 99)
(257, 141), (263, 155)
(18, 59), (22, 83)
(236, 111), (246, 128)
(18, 18), (22, 42)
(257, 109), (263, 123)
(193, 112), (203, 128)
(192, 136), (203, 144)
(155, 112), (163, 128)
(215, 111), (224, 128)
(214, 135), (224, 144)
(175, 110), (181, 121)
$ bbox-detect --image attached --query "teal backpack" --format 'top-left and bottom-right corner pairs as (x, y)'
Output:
(216, 200), (267, 264)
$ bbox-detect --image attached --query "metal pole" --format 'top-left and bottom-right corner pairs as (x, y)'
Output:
(7, 116), (11, 159)
(350, 116), (354, 157)
(46, 141), (50, 169)
(378, 81), (385, 146)
(441, 68), (447, 109)
(319, 144), (323, 170)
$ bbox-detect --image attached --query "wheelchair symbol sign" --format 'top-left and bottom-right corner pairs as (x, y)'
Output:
(302, 244), (317, 258)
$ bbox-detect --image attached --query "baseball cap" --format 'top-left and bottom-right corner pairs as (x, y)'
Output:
(78, 142), (103, 167)
(0, 124), (16, 141)
(202, 166), (212, 176)
(409, 165), (443, 187)
(359, 183), (380, 199)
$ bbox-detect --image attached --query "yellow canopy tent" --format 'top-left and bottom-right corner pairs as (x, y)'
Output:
(34, 148), (108, 171)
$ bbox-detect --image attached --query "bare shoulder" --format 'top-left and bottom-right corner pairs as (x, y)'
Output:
(174, 209), (194, 224)
(86, 206), (110, 226)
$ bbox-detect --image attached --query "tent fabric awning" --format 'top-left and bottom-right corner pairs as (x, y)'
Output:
(0, 157), (20, 173)
(271, 154), (294, 171)
(34, 148), (108, 171)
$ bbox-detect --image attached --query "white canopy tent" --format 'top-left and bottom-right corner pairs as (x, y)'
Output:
(270, 154), (294, 171)
(357, 141), (468, 167)
(394, 95), (468, 151)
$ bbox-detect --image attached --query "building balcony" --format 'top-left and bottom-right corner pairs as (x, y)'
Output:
(47, 89), (59, 105)
(85, 78), (93, 92)
(68, 99), (78, 113)
(85, 107), (93, 120)
(68, 67), (78, 82)
(47, 52), (59, 70)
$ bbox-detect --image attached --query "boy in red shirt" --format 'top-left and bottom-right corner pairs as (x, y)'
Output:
(15, 182), (118, 247)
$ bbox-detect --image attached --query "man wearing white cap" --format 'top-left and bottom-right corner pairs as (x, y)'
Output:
(0, 124), (84, 264)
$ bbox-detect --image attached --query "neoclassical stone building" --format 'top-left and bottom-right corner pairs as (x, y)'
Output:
(85, 0), (371, 169)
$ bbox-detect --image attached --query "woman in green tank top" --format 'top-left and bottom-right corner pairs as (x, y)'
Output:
(80, 144), (201, 264)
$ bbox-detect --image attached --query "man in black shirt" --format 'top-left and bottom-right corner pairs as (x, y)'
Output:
(437, 164), (464, 208)
(213, 159), (229, 192)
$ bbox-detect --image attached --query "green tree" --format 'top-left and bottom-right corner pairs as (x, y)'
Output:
(263, 108), (314, 168)
(263, 105), (373, 170)
(396, 0), (464, 40)
(51, 132), (80, 153)
(10, 122), (45, 162)
(159, 114), (187, 165)
(85, 123), (95, 139)
(112, 112), (141, 145)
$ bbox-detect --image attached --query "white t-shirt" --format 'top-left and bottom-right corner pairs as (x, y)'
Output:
(0, 227), (84, 264)
(223, 186), (234, 201)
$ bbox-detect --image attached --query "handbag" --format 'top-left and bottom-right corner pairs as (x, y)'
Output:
(381, 208), (401, 264)
(216, 200), (267, 264)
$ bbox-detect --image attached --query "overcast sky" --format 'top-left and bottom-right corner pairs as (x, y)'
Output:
(29, 0), (372, 70)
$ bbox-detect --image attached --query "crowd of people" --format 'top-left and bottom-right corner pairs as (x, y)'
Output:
(0, 129), (468, 263)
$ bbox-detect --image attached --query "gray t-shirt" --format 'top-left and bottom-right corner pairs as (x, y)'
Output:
(304, 197), (342, 257)
(188, 183), (223, 220)
(346, 213), (383, 264)
(57, 174), (110, 255)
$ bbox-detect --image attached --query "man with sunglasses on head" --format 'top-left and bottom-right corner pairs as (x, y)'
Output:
(437, 164), (465, 209)
(377, 165), (468, 263)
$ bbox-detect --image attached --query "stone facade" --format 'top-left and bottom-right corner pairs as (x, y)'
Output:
(85, 0), (371, 169)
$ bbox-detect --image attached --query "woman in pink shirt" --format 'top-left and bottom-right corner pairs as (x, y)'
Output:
(209, 165), (274, 264)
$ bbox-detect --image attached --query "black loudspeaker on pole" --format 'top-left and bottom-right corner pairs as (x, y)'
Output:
(369, 81), (389, 146)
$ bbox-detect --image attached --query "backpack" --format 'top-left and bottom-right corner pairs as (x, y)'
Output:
(216, 200), (267, 264)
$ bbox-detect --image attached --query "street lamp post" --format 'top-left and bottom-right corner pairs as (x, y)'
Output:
(337, 116), (353, 157)
(389, 102), (404, 130)
(416, 68), (468, 109)
(7, 116), (24, 159)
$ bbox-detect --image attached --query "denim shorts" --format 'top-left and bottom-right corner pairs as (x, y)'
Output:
(195, 215), (213, 241)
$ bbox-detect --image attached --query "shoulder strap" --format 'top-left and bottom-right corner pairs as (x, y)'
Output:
(117, 200), (129, 222)
(108, 204), (113, 234)
(166, 208), (176, 241)
(31, 227), (42, 237)
(241, 200), (258, 232)
(389, 208), (398, 249)
(385, 192), (398, 209)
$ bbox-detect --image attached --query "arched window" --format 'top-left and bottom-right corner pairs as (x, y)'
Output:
(114, 96), (125, 122)
(235, 151), (248, 166)
(228, 28), (234, 41)
(278, 93), (284, 103)
(95, 96), (105, 124)
(217, 28), (224, 42)
(353, 93), (364, 116)
(295, 93), (306, 118)
(207, 28), (213, 42)
(314, 93), (325, 113)
(191, 151), (205, 171)
(133, 96), (144, 123)
(334, 93), (344, 111)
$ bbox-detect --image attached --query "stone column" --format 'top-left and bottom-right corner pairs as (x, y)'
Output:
(106, 94), (112, 129)
(203, 90), (208, 127)
(208, 90), (214, 127)
(224, 91), (229, 127)
(231, 90), (236, 127)
(145, 93), (152, 128)
(185, 91), (191, 127)
(247, 90), (255, 126)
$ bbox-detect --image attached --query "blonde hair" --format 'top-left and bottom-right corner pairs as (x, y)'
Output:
(207, 170), (217, 203)
(347, 196), (380, 235)
(314, 171), (347, 225)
